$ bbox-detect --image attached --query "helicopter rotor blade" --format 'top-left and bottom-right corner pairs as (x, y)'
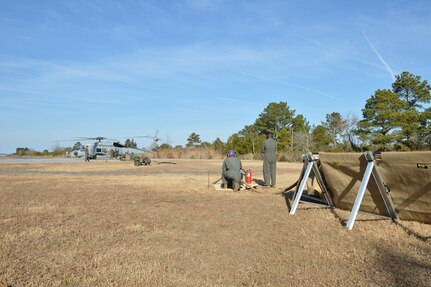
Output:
(132, 135), (154, 139)
(73, 136), (118, 142)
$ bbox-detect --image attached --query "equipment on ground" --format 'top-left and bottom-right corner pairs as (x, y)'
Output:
(134, 155), (152, 166)
(245, 169), (252, 184)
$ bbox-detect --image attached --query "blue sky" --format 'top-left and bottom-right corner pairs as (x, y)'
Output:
(1, 0), (430, 153)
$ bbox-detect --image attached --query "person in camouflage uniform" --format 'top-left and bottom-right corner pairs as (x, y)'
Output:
(262, 132), (277, 187)
(221, 150), (242, 191)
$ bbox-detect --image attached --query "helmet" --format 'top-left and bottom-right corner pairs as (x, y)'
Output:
(228, 150), (235, 157)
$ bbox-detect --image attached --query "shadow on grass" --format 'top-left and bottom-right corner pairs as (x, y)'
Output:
(253, 178), (266, 186)
(373, 242), (431, 286)
(394, 221), (431, 242)
(281, 190), (329, 213)
(330, 208), (347, 227)
(330, 208), (394, 228)
(282, 190), (293, 212)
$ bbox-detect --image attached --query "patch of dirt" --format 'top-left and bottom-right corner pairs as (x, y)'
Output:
(0, 160), (430, 286)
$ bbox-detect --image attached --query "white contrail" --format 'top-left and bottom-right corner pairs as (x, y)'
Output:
(363, 32), (395, 82)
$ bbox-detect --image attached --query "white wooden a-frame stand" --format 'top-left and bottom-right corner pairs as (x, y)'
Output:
(346, 151), (398, 230)
(290, 153), (334, 215)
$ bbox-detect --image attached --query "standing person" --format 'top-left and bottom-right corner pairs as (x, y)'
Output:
(262, 132), (277, 187)
(221, 150), (243, 192)
(85, 146), (90, 162)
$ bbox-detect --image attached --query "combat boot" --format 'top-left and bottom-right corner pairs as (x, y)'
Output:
(233, 182), (240, 192)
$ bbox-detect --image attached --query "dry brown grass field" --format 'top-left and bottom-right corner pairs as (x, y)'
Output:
(1, 159), (430, 287)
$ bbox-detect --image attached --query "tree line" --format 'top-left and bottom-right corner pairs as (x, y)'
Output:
(176, 71), (431, 156)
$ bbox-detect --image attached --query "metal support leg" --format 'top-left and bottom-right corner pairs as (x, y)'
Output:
(312, 163), (334, 208)
(371, 168), (398, 221)
(346, 160), (375, 230)
(290, 160), (314, 215)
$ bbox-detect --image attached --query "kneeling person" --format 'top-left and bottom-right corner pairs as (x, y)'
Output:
(222, 150), (242, 191)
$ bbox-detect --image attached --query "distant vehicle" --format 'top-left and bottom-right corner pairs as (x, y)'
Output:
(67, 134), (160, 160)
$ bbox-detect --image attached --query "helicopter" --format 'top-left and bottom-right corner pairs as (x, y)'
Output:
(67, 133), (160, 160)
